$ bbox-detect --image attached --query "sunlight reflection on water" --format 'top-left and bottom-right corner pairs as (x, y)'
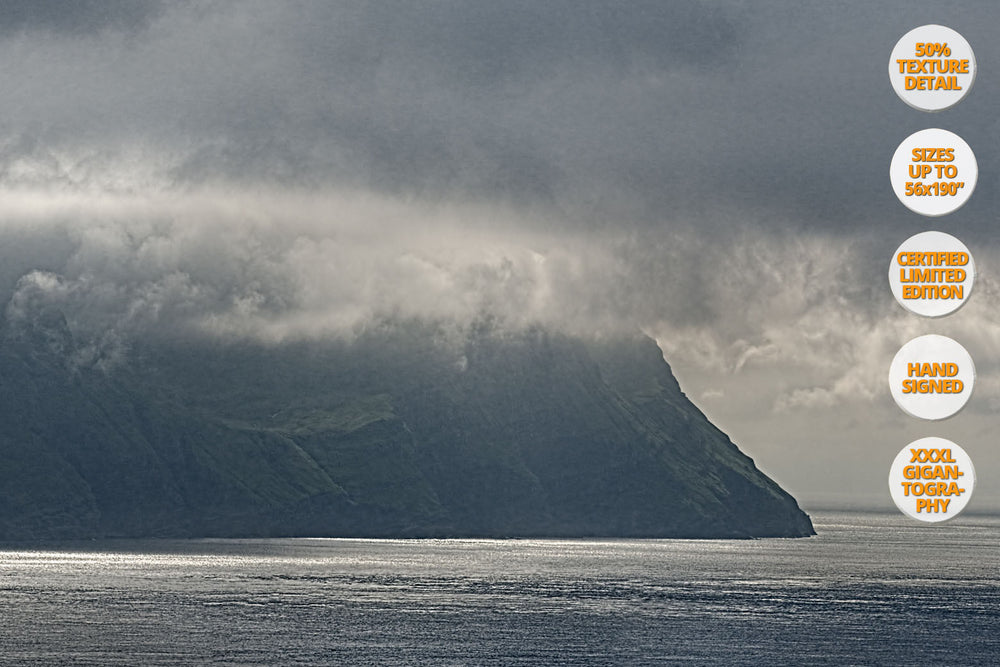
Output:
(1, 511), (999, 665)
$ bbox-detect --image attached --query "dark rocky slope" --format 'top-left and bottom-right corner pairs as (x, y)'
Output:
(0, 318), (813, 539)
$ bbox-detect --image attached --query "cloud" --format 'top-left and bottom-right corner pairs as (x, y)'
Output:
(0, 0), (165, 37)
(5, 181), (999, 426)
(7, 0), (995, 232)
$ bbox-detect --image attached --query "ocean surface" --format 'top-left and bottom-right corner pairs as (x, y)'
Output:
(1, 510), (998, 665)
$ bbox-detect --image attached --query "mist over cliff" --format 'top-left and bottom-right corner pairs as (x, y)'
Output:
(0, 1), (979, 511)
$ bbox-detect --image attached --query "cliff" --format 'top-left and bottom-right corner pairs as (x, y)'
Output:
(0, 319), (814, 539)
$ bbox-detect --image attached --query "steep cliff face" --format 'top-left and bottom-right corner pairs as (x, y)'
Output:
(0, 320), (813, 539)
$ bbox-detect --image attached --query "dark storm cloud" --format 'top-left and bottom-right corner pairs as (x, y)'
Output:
(147, 2), (1000, 236)
(0, 0), (165, 36)
(332, 0), (745, 85)
(3, 0), (997, 235)
(150, 1), (747, 204)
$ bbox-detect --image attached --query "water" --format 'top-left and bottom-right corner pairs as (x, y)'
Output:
(1, 511), (998, 665)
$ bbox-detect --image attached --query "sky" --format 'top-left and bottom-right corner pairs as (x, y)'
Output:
(2, 1), (1000, 511)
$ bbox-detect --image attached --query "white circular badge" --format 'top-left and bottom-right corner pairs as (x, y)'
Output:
(888, 231), (974, 317)
(890, 129), (977, 217)
(889, 437), (974, 522)
(888, 334), (974, 420)
(889, 25), (976, 111)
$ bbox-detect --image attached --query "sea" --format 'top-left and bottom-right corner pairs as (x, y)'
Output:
(1, 510), (998, 665)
